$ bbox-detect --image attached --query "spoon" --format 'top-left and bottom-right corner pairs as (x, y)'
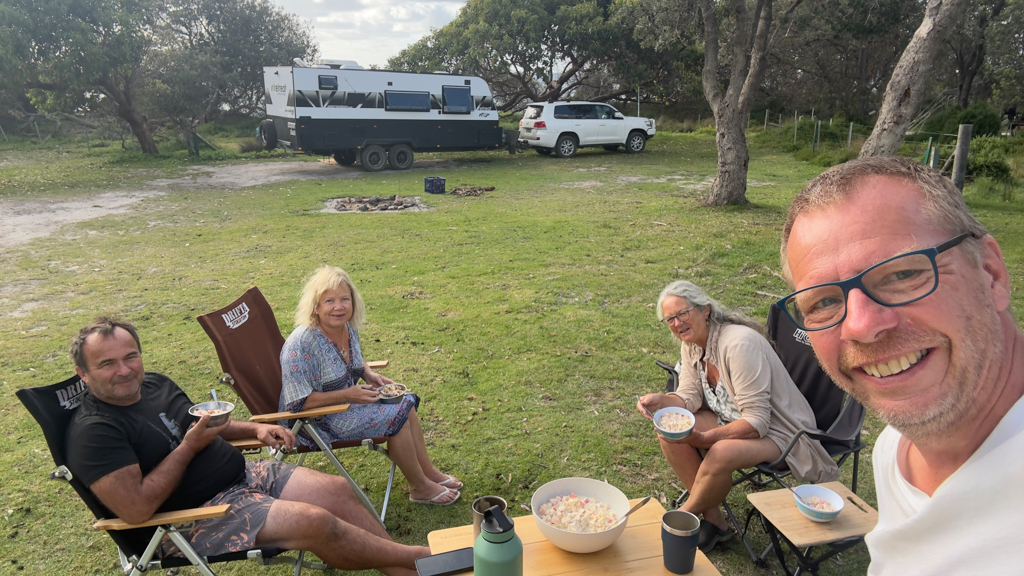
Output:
(783, 484), (810, 506)
(612, 495), (652, 527)
(211, 388), (219, 405)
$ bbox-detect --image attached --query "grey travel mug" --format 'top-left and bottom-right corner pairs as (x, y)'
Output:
(661, 510), (700, 574)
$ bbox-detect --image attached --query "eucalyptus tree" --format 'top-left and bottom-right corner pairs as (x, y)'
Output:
(859, 0), (970, 158)
(388, 0), (673, 111)
(626, 0), (805, 206)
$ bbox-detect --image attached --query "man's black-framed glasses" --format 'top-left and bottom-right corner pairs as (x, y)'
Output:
(778, 232), (976, 332)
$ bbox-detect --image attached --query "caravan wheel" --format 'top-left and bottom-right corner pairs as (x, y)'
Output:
(257, 119), (277, 151)
(360, 145), (387, 172)
(333, 150), (356, 166)
(388, 144), (414, 170)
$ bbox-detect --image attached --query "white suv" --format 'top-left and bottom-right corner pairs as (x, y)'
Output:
(518, 101), (656, 158)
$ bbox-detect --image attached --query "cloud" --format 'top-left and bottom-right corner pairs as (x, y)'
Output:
(270, 0), (466, 67)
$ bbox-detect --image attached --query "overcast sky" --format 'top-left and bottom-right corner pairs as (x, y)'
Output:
(269, 0), (468, 69)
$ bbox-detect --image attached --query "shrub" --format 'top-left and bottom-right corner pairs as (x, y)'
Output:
(238, 140), (264, 153)
(968, 136), (1016, 180)
(922, 103), (1001, 143)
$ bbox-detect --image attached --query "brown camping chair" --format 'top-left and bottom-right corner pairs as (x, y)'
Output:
(197, 287), (396, 526)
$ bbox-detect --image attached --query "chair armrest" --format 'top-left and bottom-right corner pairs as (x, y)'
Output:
(94, 504), (232, 531)
(250, 403), (350, 423)
(367, 360), (388, 369)
(228, 437), (267, 451)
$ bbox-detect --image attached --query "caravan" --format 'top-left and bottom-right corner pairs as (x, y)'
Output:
(259, 59), (505, 171)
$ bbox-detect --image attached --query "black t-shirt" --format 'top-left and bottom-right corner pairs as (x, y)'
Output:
(65, 372), (246, 513)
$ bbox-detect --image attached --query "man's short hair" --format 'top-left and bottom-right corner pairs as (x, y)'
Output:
(780, 157), (988, 284)
(70, 317), (142, 371)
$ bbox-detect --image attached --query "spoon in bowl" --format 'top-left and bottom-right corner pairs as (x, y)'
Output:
(211, 388), (219, 405)
(783, 484), (810, 506)
(611, 495), (652, 528)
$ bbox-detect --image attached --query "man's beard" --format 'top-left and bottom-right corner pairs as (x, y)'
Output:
(821, 302), (1001, 441)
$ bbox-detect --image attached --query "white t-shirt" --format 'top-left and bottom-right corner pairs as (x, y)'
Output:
(866, 396), (1024, 575)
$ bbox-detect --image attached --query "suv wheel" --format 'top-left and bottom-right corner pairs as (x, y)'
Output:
(626, 131), (646, 154)
(360, 145), (388, 172)
(555, 134), (578, 158)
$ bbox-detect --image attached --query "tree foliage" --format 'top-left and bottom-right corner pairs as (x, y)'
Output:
(2, 0), (316, 153)
(387, 0), (680, 111)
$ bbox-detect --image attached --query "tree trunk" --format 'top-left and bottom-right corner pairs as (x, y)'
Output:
(97, 75), (159, 154)
(699, 0), (774, 206)
(705, 111), (750, 206)
(859, 0), (969, 158)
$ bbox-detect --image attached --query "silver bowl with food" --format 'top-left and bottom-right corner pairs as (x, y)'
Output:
(378, 383), (408, 404)
(188, 401), (235, 427)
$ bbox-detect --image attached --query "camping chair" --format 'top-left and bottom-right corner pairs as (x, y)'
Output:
(655, 303), (866, 565)
(197, 286), (396, 527)
(16, 375), (327, 576)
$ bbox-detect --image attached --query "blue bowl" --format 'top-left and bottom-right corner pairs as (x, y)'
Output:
(652, 407), (695, 440)
(793, 484), (844, 522)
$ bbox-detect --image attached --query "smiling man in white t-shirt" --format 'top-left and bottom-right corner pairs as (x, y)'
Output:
(779, 157), (1024, 574)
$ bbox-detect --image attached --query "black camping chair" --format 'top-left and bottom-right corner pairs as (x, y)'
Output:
(654, 303), (866, 565)
(16, 376), (327, 576)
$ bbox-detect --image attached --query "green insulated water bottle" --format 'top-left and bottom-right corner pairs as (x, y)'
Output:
(474, 505), (523, 576)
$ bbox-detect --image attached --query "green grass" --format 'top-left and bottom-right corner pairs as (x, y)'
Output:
(2, 132), (1023, 575)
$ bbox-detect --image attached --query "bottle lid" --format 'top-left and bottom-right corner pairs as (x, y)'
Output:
(481, 505), (514, 535)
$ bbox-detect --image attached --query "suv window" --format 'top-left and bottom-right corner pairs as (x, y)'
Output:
(596, 105), (618, 119)
(523, 105), (544, 120)
(553, 105), (576, 119)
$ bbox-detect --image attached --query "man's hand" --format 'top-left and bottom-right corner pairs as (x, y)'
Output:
(182, 414), (228, 455)
(256, 424), (296, 451)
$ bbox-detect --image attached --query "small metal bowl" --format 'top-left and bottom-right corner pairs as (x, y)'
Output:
(378, 384), (408, 404)
(189, 401), (235, 427)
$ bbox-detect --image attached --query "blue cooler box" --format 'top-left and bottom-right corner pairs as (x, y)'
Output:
(424, 177), (446, 194)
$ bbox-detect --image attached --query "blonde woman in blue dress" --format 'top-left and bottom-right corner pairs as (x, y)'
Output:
(280, 266), (461, 506)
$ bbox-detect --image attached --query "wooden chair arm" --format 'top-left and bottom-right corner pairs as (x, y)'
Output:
(250, 403), (350, 423)
(367, 360), (388, 369)
(227, 437), (267, 451)
(94, 504), (232, 531)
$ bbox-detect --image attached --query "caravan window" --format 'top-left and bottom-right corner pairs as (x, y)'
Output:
(442, 86), (473, 114)
(318, 76), (338, 91)
(385, 91), (431, 112)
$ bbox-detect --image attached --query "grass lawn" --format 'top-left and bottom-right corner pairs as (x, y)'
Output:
(2, 130), (1022, 576)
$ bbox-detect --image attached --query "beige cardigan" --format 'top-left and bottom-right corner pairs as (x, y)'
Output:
(670, 321), (839, 483)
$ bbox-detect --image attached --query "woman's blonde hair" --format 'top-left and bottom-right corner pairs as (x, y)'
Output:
(295, 266), (366, 330)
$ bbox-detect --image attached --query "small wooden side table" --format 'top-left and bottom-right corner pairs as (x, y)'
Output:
(746, 481), (877, 576)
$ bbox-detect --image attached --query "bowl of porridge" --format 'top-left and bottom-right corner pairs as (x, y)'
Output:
(793, 484), (844, 522)
(652, 406), (695, 440)
(188, 401), (235, 427)
(378, 383), (408, 404)
(531, 477), (630, 553)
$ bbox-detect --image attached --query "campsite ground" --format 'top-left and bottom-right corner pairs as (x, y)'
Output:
(2, 132), (1021, 575)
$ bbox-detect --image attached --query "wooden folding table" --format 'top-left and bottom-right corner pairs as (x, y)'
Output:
(427, 497), (721, 576)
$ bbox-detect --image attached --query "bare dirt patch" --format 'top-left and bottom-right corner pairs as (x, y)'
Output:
(0, 161), (363, 250)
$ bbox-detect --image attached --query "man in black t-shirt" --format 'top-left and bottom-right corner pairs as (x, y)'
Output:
(67, 317), (428, 576)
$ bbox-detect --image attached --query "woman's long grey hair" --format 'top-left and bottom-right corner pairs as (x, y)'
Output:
(656, 280), (765, 338)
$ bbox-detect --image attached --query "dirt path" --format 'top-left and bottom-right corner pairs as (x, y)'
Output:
(0, 161), (363, 250)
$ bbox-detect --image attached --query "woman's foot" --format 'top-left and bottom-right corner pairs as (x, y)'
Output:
(436, 474), (464, 490)
(409, 485), (460, 506)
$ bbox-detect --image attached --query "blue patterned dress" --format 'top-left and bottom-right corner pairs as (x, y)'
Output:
(279, 324), (419, 447)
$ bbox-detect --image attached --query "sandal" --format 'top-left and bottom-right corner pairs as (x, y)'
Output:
(438, 475), (464, 490)
(697, 519), (732, 553)
(410, 486), (461, 506)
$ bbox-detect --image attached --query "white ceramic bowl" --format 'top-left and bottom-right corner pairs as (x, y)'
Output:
(531, 477), (630, 553)
(188, 401), (235, 427)
(652, 406), (695, 440)
(793, 484), (844, 522)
